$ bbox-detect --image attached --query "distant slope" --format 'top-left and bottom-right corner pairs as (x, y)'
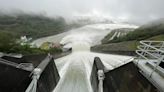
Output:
(108, 19), (164, 43)
(0, 14), (83, 54)
(101, 28), (135, 44)
(0, 14), (80, 39)
(92, 41), (138, 52)
(92, 19), (164, 55)
(148, 34), (164, 40)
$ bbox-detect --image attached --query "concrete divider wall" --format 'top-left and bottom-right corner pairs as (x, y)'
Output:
(90, 57), (158, 92)
(103, 62), (157, 92)
(37, 57), (60, 92)
(0, 63), (31, 92)
(1, 54), (47, 67)
(90, 57), (104, 92)
(0, 54), (60, 92)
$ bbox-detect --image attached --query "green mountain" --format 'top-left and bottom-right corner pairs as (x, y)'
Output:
(101, 28), (135, 44)
(0, 14), (79, 54)
(0, 14), (64, 39)
(92, 19), (164, 54)
(0, 14), (81, 39)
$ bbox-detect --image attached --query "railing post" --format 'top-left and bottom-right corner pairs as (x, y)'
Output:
(141, 42), (146, 56)
(150, 55), (164, 77)
(142, 41), (152, 56)
(97, 70), (105, 92)
(160, 42), (164, 50)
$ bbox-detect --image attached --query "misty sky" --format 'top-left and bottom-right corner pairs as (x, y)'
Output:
(0, 0), (164, 24)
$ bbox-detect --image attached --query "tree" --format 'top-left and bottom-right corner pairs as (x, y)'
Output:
(0, 31), (16, 52)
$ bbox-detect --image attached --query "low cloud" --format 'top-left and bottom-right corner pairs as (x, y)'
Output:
(0, 0), (164, 24)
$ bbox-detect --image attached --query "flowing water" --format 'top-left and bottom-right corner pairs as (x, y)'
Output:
(32, 23), (137, 92)
(53, 39), (133, 92)
(32, 23), (138, 47)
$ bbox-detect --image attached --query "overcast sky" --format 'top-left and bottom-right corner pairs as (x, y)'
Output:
(0, 0), (164, 24)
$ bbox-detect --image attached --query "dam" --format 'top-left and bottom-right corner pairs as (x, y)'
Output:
(0, 40), (163, 92)
(0, 24), (163, 92)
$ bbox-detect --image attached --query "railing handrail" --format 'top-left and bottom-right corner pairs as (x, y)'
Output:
(140, 41), (164, 53)
(136, 41), (164, 77)
(137, 47), (164, 62)
(139, 45), (164, 48)
(136, 41), (164, 61)
(141, 41), (164, 43)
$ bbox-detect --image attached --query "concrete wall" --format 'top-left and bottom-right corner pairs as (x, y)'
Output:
(0, 54), (60, 92)
(0, 63), (31, 92)
(103, 62), (157, 92)
(90, 57), (104, 92)
(37, 57), (60, 92)
(90, 57), (158, 92)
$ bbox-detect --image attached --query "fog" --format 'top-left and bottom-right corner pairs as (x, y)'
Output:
(0, 0), (164, 24)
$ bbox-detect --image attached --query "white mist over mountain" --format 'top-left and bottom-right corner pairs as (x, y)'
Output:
(67, 10), (132, 25)
(0, 0), (164, 25)
(69, 10), (114, 23)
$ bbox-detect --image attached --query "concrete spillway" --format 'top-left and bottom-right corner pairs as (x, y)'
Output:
(32, 23), (142, 92)
(53, 41), (133, 92)
(52, 24), (136, 92)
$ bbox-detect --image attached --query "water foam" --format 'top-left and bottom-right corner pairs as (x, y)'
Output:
(53, 24), (136, 92)
(53, 42), (133, 92)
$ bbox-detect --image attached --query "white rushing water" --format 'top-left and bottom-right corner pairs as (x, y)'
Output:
(32, 23), (138, 47)
(53, 43), (133, 92)
(53, 25), (134, 92)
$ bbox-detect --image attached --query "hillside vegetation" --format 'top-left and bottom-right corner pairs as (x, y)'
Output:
(93, 20), (164, 54)
(0, 14), (72, 39)
(0, 14), (80, 54)
(101, 28), (134, 44)
(0, 31), (62, 54)
(106, 20), (164, 43)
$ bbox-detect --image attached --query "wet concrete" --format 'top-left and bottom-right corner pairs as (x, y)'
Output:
(103, 62), (158, 92)
(0, 54), (60, 92)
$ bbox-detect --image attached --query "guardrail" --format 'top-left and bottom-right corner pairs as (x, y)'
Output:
(136, 41), (164, 76)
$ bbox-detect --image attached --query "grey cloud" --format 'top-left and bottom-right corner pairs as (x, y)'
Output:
(0, 0), (164, 24)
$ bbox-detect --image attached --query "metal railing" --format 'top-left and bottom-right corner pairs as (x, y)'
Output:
(136, 41), (164, 77)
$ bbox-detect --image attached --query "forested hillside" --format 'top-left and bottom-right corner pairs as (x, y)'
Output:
(0, 14), (80, 54)
(0, 14), (77, 39)
(104, 20), (164, 44)
(101, 28), (134, 44)
(92, 19), (164, 54)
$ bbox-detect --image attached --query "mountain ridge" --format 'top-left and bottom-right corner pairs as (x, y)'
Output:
(92, 19), (164, 55)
